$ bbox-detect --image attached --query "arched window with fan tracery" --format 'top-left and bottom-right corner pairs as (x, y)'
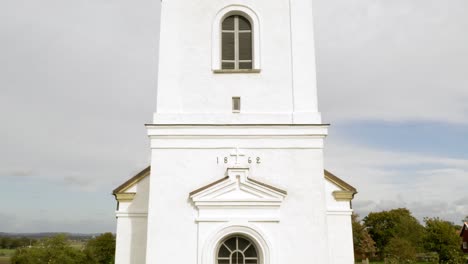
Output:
(217, 235), (259, 264)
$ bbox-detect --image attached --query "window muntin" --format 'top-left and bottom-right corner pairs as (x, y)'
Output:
(217, 236), (258, 264)
(221, 15), (253, 70)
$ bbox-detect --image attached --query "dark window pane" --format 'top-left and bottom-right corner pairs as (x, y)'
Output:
(244, 244), (257, 257)
(238, 32), (252, 60)
(232, 97), (240, 111)
(222, 62), (235, 69)
(222, 32), (235, 60)
(246, 259), (257, 264)
(224, 237), (236, 251)
(239, 62), (252, 69)
(218, 245), (230, 257)
(222, 15), (235, 30)
(238, 237), (250, 251)
(218, 260), (229, 264)
(231, 251), (244, 264)
(238, 16), (251, 30)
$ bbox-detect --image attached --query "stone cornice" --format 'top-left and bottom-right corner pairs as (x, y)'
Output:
(332, 190), (356, 201)
(114, 193), (136, 202)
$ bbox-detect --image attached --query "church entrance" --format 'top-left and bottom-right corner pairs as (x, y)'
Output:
(217, 235), (259, 264)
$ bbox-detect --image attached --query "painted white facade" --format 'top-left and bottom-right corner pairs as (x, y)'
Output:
(114, 175), (149, 264)
(113, 0), (357, 262)
(114, 165), (356, 264)
(154, 0), (320, 124)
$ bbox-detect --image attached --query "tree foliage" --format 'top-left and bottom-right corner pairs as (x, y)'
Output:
(0, 237), (35, 249)
(84, 233), (116, 264)
(11, 234), (86, 264)
(352, 214), (376, 260)
(10, 233), (116, 264)
(384, 237), (417, 263)
(423, 217), (465, 264)
(363, 208), (424, 255)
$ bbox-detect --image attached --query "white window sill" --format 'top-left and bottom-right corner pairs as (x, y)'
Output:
(213, 69), (261, 74)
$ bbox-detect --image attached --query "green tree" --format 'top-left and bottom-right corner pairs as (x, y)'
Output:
(363, 208), (424, 255)
(423, 217), (465, 264)
(1, 237), (13, 249)
(384, 237), (417, 263)
(11, 234), (86, 264)
(352, 214), (376, 261)
(84, 233), (116, 264)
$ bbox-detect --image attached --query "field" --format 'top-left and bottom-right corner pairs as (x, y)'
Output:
(0, 249), (13, 264)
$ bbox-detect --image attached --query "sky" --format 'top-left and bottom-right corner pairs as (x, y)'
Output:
(1, 0), (467, 233)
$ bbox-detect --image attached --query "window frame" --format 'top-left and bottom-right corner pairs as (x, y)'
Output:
(221, 15), (253, 70)
(212, 5), (261, 73)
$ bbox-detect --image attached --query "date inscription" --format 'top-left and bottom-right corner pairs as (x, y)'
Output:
(217, 156), (261, 164)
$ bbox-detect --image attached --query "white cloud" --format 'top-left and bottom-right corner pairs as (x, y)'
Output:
(314, 0), (468, 124)
(325, 139), (468, 223)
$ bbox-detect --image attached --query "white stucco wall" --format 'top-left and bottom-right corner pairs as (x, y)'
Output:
(154, 0), (321, 124)
(145, 125), (332, 264)
(325, 180), (355, 264)
(114, 140), (356, 264)
(115, 177), (149, 264)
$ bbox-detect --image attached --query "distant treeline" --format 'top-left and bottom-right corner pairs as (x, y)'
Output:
(0, 232), (98, 240)
(0, 233), (100, 250)
(0, 237), (36, 249)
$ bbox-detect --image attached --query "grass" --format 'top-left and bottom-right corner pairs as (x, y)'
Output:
(0, 249), (14, 264)
(0, 249), (13, 256)
(0, 248), (15, 264)
(0, 256), (10, 264)
(69, 240), (86, 250)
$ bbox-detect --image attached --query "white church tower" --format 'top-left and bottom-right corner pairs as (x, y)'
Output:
(112, 0), (357, 263)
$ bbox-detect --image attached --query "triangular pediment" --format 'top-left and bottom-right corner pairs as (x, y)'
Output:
(190, 167), (287, 208)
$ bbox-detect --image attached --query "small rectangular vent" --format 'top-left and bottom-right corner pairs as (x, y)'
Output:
(232, 97), (241, 113)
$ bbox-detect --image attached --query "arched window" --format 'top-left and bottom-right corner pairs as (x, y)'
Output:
(221, 15), (253, 70)
(217, 235), (258, 264)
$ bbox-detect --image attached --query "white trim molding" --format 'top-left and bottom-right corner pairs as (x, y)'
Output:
(212, 5), (261, 71)
(115, 211), (148, 218)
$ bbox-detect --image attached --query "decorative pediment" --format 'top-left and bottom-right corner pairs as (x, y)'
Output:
(190, 167), (286, 207)
(189, 167), (287, 222)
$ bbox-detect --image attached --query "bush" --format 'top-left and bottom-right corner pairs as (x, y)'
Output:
(84, 233), (116, 264)
(416, 252), (439, 263)
(11, 235), (86, 264)
(423, 218), (465, 264)
(384, 237), (417, 263)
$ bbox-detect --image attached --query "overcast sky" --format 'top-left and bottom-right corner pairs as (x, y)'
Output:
(1, 0), (467, 233)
